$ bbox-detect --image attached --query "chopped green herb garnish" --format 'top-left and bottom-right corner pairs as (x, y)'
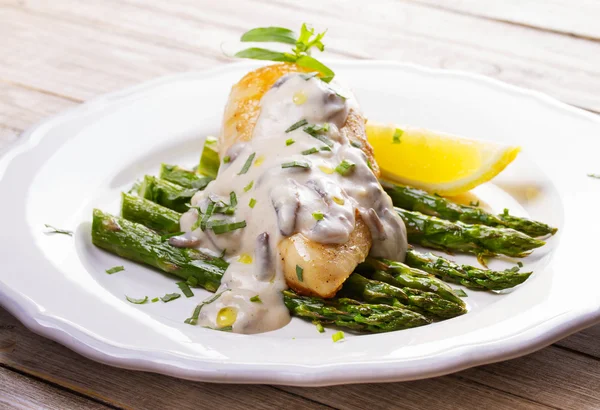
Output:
(230, 191), (238, 208)
(160, 293), (181, 303)
(195, 200), (215, 231)
(302, 147), (319, 155)
(517, 261), (524, 268)
(236, 24), (334, 83)
(335, 159), (356, 176)
(454, 289), (468, 297)
(243, 180), (254, 192)
(332, 331), (345, 342)
(151, 297), (159, 303)
(299, 72), (319, 81)
(185, 289), (231, 325)
(350, 140), (362, 149)
(125, 295), (148, 304)
(588, 173), (600, 179)
(282, 161), (311, 169)
(44, 224), (73, 236)
(249, 198), (257, 208)
(296, 265), (304, 282)
(177, 282), (195, 298)
(286, 118), (308, 133)
(366, 158), (373, 171)
(250, 295), (262, 303)
(160, 231), (185, 241)
(106, 266), (125, 274)
(303, 124), (333, 147)
(469, 201), (480, 207)
(503, 208), (509, 216)
(209, 220), (247, 235)
(223, 156), (231, 164)
(203, 325), (233, 332)
(186, 276), (199, 287)
(285, 138), (295, 146)
(314, 322), (325, 333)
(393, 128), (404, 144)
(238, 152), (256, 175)
(312, 211), (324, 221)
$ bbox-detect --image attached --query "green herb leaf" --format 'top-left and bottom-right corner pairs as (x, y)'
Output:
(240, 26), (297, 45)
(44, 224), (73, 236)
(285, 138), (295, 146)
(285, 118), (308, 133)
(160, 231), (186, 241)
(126, 295), (148, 304)
(185, 289), (231, 325)
(177, 282), (195, 298)
(588, 173), (600, 179)
(296, 265), (304, 282)
(301, 147), (318, 155)
(238, 152), (256, 175)
(250, 295), (262, 303)
(517, 261), (524, 268)
(303, 124), (333, 147)
(469, 200), (480, 207)
(296, 55), (334, 83)
(199, 201), (216, 231)
(249, 198), (257, 208)
(209, 220), (247, 234)
(314, 321), (325, 333)
(234, 48), (295, 62)
(332, 331), (345, 342)
(223, 156), (231, 164)
(299, 72), (319, 80)
(230, 191), (238, 208)
(282, 161), (311, 169)
(106, 266), (125, 274)
(350, 140), (362, 148)
(160, 293), (181, 303)
(243, 180), (254, 192)
(294, 23), (326, 53)
(453, 289), (468, 297)
(151, 297), (159, 303)
(393, 128), (404, 144)
(335, 159), (356, 176)
(312, 211), (324, 221)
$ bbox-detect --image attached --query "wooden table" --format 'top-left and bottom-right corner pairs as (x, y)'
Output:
(1, 1), (599, 408)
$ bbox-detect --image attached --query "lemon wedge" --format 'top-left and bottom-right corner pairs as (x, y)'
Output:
(366, 122), (520, 196)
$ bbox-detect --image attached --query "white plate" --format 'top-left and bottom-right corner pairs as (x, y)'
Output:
(1, 61), (600, 386)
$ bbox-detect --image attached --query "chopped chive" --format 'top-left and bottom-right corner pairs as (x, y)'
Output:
(285, 118), (308, 133)
(209, 220), (247, 234)
(301, 147), (318, 155)
(185, 289), (231, 325)
(44, 224), (73, 236)
(335, 159), (356, 176)
(196, 201), (215, 231)
(453, 289), (468, 297)
(469, 200), (480, 207)
(151, 297), (159, 303)
(250, 295), (262, 303)
(285, 138), (295, 146)
(243, 180), (254, 192)
(296, 265), (304, 282)
(249, 198), (257, 208)
(203, 325), (233, 332)
(223, 156), (231, 164)
(312, 211), (324, 221)
(350, 140), (362, 148)
(314, 322), (325, 333)
(303, 124), (333, 147)
(282, 161), (311, 169)
(332, 331), (345, 343)
(588, 173), (600, 179)
(517, 261), (524, 268)
(393, 128), (404, 144)
(106, 266), (125, 274)
(503, 208), (509, 216)
(125, 295), (148, 304)
(230, 191), (238, 207)
(186, 276), (199, 287)
(366, 158), (373, 171)
(160, 231), (185, 241)
(177, 282), (195, 298)
(160, 293), (181, 303)
(238, 152), (256, 175)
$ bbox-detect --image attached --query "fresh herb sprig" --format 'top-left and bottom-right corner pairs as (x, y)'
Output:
(235, 24), (334, 83)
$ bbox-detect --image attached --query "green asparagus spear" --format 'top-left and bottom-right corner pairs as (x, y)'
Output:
(396, 208), (545, 258)
(92, 209), (225, 291)
(341, 273), (466, 319)
(159, 164), (213, 190)
(283, 289), (432, 333)
(138, 175), (197, 213)
(121, 193), (182, 234)
(405, 248), (531, 290)
(382, 182), (557, 237)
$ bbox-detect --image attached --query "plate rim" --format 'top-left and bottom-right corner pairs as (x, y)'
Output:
(1, 60), (600, 386)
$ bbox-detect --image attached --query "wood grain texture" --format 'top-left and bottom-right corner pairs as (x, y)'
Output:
(408, 0), (600, 40)
(0, 366), (109, 410)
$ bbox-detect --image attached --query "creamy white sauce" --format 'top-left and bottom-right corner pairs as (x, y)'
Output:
(180, 74), (407, 334)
